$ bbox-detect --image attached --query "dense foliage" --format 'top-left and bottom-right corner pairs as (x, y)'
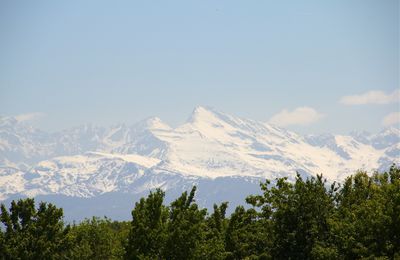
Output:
(1, 165), (399, 259)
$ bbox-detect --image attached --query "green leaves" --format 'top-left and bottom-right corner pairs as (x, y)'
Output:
(125, 186), (228, 260)
(245, 174), (337, 259)
(0, 199), (69, 259)
(68, 217), (127, 260)
(332, 165), (400, 259)
(125, 189), (168, 259)
(165, 186), (207, 259)
(225, 206), (271, 259)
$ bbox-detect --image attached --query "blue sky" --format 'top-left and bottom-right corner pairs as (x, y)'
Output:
(0, 0), (398, 134)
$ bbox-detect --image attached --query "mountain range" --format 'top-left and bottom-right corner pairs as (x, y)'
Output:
(1, 106), (399, 220)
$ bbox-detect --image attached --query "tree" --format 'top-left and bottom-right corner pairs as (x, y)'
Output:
(246, 174), (339, 259)
(386, 165), (400, 258)
(68, 217), (126, 260)
(333, 165), (400, 259)
(225, 206), (271, 259)
(125, 189), (168, 259)
(194, 202), (229, 260)
(0, 225), (6, 259)
(0, 198), (70, 259)
(164, 186), (207, 260)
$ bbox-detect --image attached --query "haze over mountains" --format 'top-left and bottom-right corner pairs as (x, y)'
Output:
(1, 106), (399, 220)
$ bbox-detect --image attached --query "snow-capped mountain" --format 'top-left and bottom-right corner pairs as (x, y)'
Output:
(0, 107), (398, 220)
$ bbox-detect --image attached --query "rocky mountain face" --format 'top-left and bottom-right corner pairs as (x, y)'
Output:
(1, 107), (398, 220)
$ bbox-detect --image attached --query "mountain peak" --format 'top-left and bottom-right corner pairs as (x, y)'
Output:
(0, 116), (19, 127)
(187, 106), (220, 123)
(138, 116), (171, 131)
(381, 126), (400, 135)
(193, 105), (215, 114)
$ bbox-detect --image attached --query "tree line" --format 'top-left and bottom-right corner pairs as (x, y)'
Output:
(1, 165), (399, 259)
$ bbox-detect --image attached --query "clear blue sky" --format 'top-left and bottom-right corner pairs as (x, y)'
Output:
(0, 0), (398, 134)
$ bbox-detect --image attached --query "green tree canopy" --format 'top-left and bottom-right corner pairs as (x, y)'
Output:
(0, 198), (70, 259)
(125, 188), (168, 260)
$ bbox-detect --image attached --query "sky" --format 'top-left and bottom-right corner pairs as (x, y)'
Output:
(0, 0), (399, 134)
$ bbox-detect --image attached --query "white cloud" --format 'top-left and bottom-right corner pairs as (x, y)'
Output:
(340, 89), (400, 105)
(268, 107), (324, 127)
(15, 112), (45, 122)
(382, 112), (400, 127)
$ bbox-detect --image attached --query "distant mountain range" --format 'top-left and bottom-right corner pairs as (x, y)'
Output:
(1, 106), (399, 220)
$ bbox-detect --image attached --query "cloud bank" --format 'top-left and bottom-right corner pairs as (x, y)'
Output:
(340, 90), (400, 105)
(15, 112), (45, 122)
(268, 107), (324, 127)
(382, 112), (400, 127)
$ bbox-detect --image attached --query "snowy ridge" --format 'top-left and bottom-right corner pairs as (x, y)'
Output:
(0, 106), (399, 201)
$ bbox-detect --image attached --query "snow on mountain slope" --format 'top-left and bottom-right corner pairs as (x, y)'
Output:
(0, 166), (26, 200)
(305, 133), (386, 180)
(88, 152), (161, 168)
(0, 117), (169, 166)
(0, 106), (399, 201)
(142, 106), (390, 181)
(111, 117), (171, 158)
(21, 152), (162, 198)
(370, 127), (400, 149)
(0, 116), (55, 165)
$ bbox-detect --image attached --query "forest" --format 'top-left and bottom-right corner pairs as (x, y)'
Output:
(0, 165), (399, 260)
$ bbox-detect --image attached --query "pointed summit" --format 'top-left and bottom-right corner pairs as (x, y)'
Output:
(187, 106), (221, 124)
(0, 116), (19, 128)
(185, 106), (264, 134)
(370, 126), (400, 149)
